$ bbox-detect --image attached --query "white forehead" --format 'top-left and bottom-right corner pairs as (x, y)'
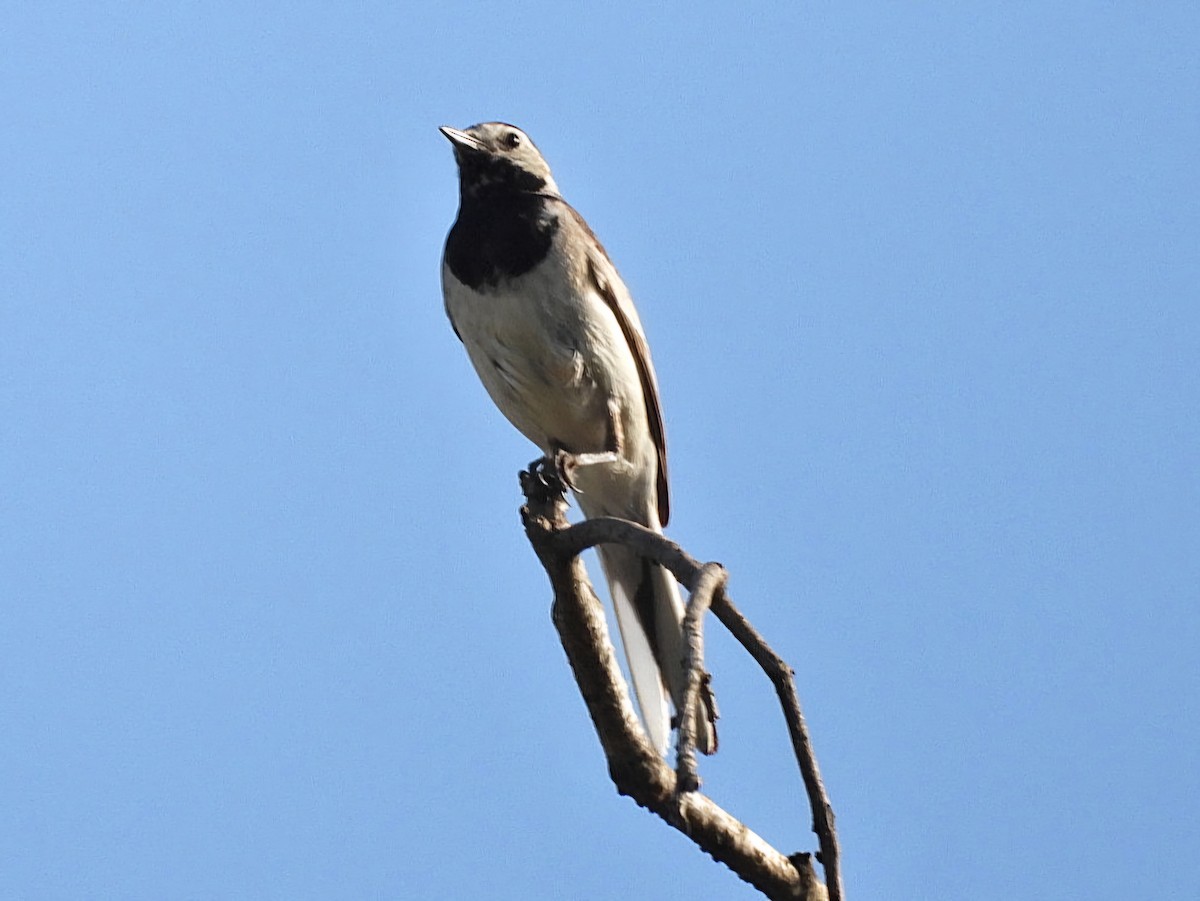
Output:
(468, 121), (533, 146)
(470, 122), (548, 164)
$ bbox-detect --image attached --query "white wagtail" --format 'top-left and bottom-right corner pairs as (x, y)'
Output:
(439, 122), (717, 755)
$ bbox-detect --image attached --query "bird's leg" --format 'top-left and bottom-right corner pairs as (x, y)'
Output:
(550, 402), (624, 493)
(551, 444), (621, 492)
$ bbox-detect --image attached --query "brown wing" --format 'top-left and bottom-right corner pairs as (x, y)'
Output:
(574, 209), (671, 526)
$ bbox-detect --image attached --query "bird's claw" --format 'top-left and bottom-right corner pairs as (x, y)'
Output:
(526, 454), (571, 493)
(552, 448), (581, 493)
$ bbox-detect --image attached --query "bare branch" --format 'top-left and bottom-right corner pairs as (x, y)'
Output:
(518, 463), (841, 901)
(674, 562), (726, 792)
(707, 589), (843, 901)
(553, 515), (704, 588)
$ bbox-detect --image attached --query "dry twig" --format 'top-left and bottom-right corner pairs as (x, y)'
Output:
(519, 463), (842, 901)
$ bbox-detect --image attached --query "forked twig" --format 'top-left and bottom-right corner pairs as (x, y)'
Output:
(519, 464), (842, 901)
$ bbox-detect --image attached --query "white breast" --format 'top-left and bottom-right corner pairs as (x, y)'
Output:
(442, 258), (650, 466)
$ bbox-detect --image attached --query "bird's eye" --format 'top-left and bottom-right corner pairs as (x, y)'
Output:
(503, 132), (522, 150)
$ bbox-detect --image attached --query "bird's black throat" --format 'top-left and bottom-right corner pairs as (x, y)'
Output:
(444, 188), (560, 291)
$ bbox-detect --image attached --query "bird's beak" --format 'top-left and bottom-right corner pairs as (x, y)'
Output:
(439, 126), (485, 153)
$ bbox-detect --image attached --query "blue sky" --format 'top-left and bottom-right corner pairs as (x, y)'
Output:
(3, 3), (1197, 899)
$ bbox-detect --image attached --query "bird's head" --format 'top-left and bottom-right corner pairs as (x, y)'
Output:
(439, 122), (560, 197)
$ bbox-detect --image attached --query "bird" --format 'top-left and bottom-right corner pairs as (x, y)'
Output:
(439, 122), (717, 756)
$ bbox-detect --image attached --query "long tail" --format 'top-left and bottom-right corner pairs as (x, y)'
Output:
(593, 540), (718, 756)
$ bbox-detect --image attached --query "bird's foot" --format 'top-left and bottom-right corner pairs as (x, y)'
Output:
(525, 455), (566, 493)
(550, 448), (621, 496)
(551, 448), (580, 493)
(519, 458), (571, 532)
